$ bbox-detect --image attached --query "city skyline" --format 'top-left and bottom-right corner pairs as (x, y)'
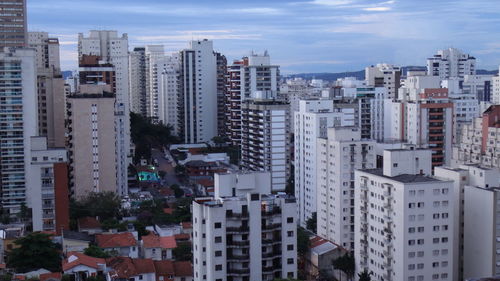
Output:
(28, 0), (500, 73)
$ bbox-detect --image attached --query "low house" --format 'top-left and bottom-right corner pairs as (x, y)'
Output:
(306, 236), (347, 281)
(154, 224), (181, 237)
(106, 257), (155, 281)
(179, 222), (192, 236)
(154, 260), (193, 281)
(96, 232), (138, 258)
(62, 230), (93, 254)
(184, 161), (227, 178)
(141, 233), (177, 260)
(40, 272), (62, 281)
(195, 179), (213, 196)
(77, 217), (102, 235)
(62, 252), (106, 281)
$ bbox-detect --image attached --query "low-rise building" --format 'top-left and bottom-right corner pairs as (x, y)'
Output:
(96, 232), (139, 258)
(62, 252), (106, 281)
(141, 233), (177, 260)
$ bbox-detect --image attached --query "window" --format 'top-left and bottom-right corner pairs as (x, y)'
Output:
(287, 244), (294, 251)
(409, 227), (415, 233)
(433, 237), (440, 244)
(442, 188), (449, 194)
(417, 263), (424, 269)
(287, 217), (294, 223)
(408, 252), (415, 258)
(433, 226), (440, 231)
(139, 275), (143, 280)
(433, 250), (439, 256)
(432, 262), (439, 268)
(287, 231), (294, 237)
(287, 258), (294, 264)
(417, 251), (424, 257)
(417, 239), (424, 245)
(215, 236), (222, 243)
(408, 240), (415, 245)
(408, 264), (415, 270)
(215, 251), (222, 257)
(215, 264), (222, 271)
(214, 222), (221, 228)
(441, 237), (448, 243)
(417, 227), (424, 232)
(442, 213), (449, 218)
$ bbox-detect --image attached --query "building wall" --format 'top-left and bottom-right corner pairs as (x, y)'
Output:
(67, 95), (117, 198)
(0, 0), (27, 48)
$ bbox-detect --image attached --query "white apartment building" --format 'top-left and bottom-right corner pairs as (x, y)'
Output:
(463, 74), (494, 102)
(316, 127), (375, 249)
(435, 164), (500, 281)
(241, 99), (289, 191)
(178, 40), (217, 143)
(365, 63), (401, 99)
(78, 30), (131, 196)
(0, 48), (37, 214)
(427, 48), (476, 79)
(355, 148), (457, 281)
(156, 54), (179, 132)
(453, 105), (500, 168)
(192, 171), (297, 281)
(294, 99), (355, 226)
(226, 52), (280, 146)
(493, 66), (500, 104)
(129, 47), (146, 116)
(356, 87), (388, 141)
(26, 136), (66, 232)
(28, 32), (66, 148)
(145, 45), (165, 121)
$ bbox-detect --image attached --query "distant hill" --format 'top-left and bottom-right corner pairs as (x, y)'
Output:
(286, 66), (498, 81)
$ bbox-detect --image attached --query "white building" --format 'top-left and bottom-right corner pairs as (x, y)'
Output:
(427, 48), (476, 80)
(316, 127), (375, 249)
(78, 30), (131, 196)
(26, 136), (67, 232)
(355, 148), (457, 281)
(157, 54), (179, 132)
(178, 39), (217, 143)
(0, 48), (37, 214)
(241, 99), (289, 191)
(434, 164), (500, 280)
(365, 63), (401, 99)
(463, 74), (494, 102)
(192, 171), (297, 281)
(294, 99), (355, 226)
(492, 66), (500, 104)
(226, 52), (280, 146)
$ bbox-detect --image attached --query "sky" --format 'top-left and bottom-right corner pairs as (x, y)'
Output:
(28, 0), (500, 74)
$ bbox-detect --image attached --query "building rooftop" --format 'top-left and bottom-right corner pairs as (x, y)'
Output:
(96, 232), (137, 248)
(361, 168), (442, 183)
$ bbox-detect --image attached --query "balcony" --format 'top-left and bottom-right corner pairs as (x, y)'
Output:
(226, 226), (249, 234)
(227, 240), (250, 247)
(227, 254), (250, 261)
(227, 268), (250, 275)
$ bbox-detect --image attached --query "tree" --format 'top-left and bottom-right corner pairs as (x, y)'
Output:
(84, 245), (110, 258)
(306, 212), (317, 233)
(173, 242), (192, 261)
(332, 253), (355, 281)
(358, 269), (373, 281)
(7, 232), (61, 273)
(297, 227), (310, 257)
(211, 136), (226, 147)
(70, 192), (122, 222)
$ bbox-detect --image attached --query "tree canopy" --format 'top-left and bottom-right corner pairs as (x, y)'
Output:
(83, 245), (110, 258)
(173, 242), (192, 261)
(332, 253), (355, 280)
(70, 191), (122, 222)
(306, 212), (317, 233)
(7, 232), (61, 273)
(358, 269), (373, 281)
(297, 227), (310, 257)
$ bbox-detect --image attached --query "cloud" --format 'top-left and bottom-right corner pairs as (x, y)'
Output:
(363, 7), (391, 11)
(135, 32), (262, 42)
(309, 0), (354, 6)
(277, 60), (347, 66)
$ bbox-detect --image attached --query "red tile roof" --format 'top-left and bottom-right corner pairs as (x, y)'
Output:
(142, 233), (161, 248)
(96, 232), (137, 248)
(153, 260), (174, 276)
(174, 233), (190, 241)
(163, 208), (174, 214)
(40, 273), (62, 281)
(173, 261), (193, 277)
(159, 236), (177, 249)
(78, 217), (101, 229)
(309, 236), (329, 248)
(62, 252), (105, 271)
(196, 179), (214, 187)
(180, 222), (192, 229)
(106, 257), (155, 278)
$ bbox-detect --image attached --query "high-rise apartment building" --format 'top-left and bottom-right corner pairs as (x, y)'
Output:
(0, 0), (27, 48)
(78, 30), (131, 196)
(294, 99), (355, 226)
(157, 54), (180, 133)
(129, 47), (147, 116)
(178, 39), (217, 143)
(492, 66), (500, 104)
(28, 32), (66, 148)
(241, 99), (290, 191)
(226, 52), (280, 146)
(192, 171), (297, 281)
(453, 105), (500, 168)
(463, 74), (493, 102)
(355, 148), (456, 281)
(427, 48), (476, 79)
(435, 164), (499, 280)
(216, 52), (227, 137)
(316, 127), (375, 249)
(355, 87), (388, 141)
(365, 63), (401, 99)
(145, 45), (165, 122)
(66, 86), (117, 199)
(0, 48), (37, 214)
(27, 136), (69, 233)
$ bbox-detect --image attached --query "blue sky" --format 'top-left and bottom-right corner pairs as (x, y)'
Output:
(28, 0), (500, 73)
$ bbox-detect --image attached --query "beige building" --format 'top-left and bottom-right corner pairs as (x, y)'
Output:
(28, 32), (66, 148)
(67, 86), (117, 198)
